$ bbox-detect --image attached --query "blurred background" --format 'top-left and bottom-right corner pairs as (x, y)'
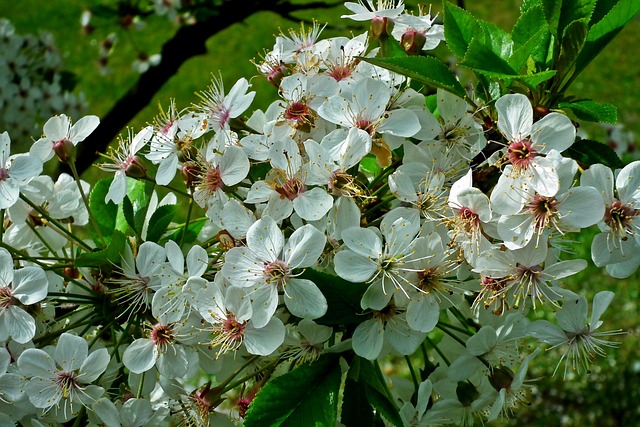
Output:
(1, 0), (638, 425)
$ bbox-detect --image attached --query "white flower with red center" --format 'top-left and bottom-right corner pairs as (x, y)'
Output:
(580, 161), (640, 277)
(99, 125), (153, 204)
(313, 33), (369, 83)
(196, 282), (285, 357)
(192, 145), (250, 223)
(30, 113), (100, 163)
(318, 76), (421, 152)
(196, 74), (256, 133)
(528, 290), (625, 378)
(278, 73), (339, 127)
(122, 315), (195, 379)
(245, 137), (333, 222)
(221, 216), (328, 328)
(0, 247), (48, 344)
(17, 333), (109, 420)
(447, 168), (492, 260)
(0, 131), (42, 209)
(473, 236), (587, 310)
(496, 153), (604, 249)
(490, 94), (576, 210)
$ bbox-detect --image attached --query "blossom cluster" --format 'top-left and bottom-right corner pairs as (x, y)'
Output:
(0, 1), (633, 426)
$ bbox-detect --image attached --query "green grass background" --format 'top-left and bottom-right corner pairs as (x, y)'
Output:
(1, 0), (638, 425)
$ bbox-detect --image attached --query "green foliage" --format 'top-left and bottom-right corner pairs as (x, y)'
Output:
(243, 354), (342, 427)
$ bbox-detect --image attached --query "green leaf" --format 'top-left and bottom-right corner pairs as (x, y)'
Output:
(122, 196), (136, 236)
(341, 377), (380, 427)
(512, 4), (547, 45)
(301, 269), (368, 326)
(168, 217), (208, 245)
(509, 26), (552, 71)
(563, 138), (624, 168)
(462, 37), (518, 76)
(146, 204), (179, 243)
(359, 154), (381, 176)
(558, 99), (617, 123)
(347, 357), (404, 427)
(557, 20), (589, 75)
(76, 230), (127, 268)
(542, 0), (596, 37)
(88, 177), (118, 244)
(360, 56), (466, 98)
(477, 21), (514, 61)
(574, 0), (640, 77)
(244, 355), (342, 427)
(443, 2), (480, 58)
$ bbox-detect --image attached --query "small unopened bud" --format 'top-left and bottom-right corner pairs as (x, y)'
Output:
(401, 29), (426, 55)
(53, 139), (76, 164)
(216, 230), (236, 251)
(370, 16), (394, 40)
(456, 381), (480, 407)
(124, 155), (147, 178)
(489, 366), (515, 391)
(533, 105), (550, 120)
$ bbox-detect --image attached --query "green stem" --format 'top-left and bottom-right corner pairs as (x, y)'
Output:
(180, 195), (194, 247)
(405, 355), (419, 392)
(136, 371), (146, 398)
(425, 336), (450, 366)
(140, 175), (190, 198)
(25, 221), (57, 255)
(19, 195), (93, 251)
(436, 323), (467, 347)
(68, 160), (106, 247)
(32, 311), (96, 345)
(438, 321), (474, 336)
(222, 356), (276, 393)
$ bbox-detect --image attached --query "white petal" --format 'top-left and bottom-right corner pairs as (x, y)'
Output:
(246, 216), (283, 263)
(55, 333), (88, 372)
(496, 94), (532, 142)
(352, 319), (384, 360)
(283, 278), (328, 320)
(69, 115), (100, 143)
(245, 317), (286, 356)
(123, 339), (158, 374)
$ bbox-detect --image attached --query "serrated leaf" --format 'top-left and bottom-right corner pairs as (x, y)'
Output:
(557, 20), (589, 75)
(88, 177), (117, 244)
(360, 56), (466, 98)
(512, 4), (547, 45)
(477, 21), (514, 61)
(509, 26), (552, 71)
(558, 99), (617, 123)
(443, 2), (480, 58)
(563, 139), (624, 168)
(122, 196), (136, 236)
(543, 0), (596, 38)
(574, 0), (640, 78)
(244, 355), (342, 427)
(146, 204), (179, 243)
(301, 269), (368, 326)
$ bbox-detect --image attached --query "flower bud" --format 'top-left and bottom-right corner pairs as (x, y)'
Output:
(456, 381), (479, 407)
(401, 29), (426, 55)
(53, 139), (76, 164)
(489, 366), (515, 391)
(370, 16), (394, 41)
(124, 155), (147, 178)
(181, 161), (201, 191)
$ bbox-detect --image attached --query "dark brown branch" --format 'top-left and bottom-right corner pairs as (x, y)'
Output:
(71, 0), (343, 176)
